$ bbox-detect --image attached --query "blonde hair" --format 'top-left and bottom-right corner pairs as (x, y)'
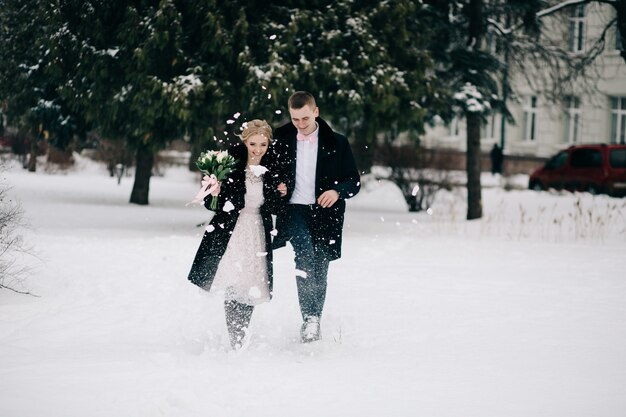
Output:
(241, 119), (273, 143)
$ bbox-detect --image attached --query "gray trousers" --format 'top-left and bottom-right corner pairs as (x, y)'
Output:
(287, 204), (331, 320)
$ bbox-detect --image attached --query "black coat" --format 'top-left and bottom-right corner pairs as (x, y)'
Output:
(271, 117), (360, 261)
(187, 143), (282, 294)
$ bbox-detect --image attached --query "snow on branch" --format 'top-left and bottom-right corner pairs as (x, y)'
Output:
(486, 18), (512, 36)
(453, 83), (492, 114)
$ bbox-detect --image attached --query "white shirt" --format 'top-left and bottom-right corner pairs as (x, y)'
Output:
(289, 124), (319, 205)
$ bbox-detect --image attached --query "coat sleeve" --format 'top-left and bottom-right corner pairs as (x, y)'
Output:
(203, 177), (237, 212)
(261, 172), (284, 215)
(334, 136), (361, 200)
(203, 144), (246, 212)
(269, 131), (296, 199)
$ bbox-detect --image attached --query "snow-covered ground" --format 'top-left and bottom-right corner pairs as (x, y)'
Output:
(1, 155), (625, 417)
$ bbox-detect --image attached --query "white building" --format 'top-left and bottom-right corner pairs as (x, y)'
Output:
(423, 3), (626, 163)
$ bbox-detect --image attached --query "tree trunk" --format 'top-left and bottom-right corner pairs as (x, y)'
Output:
(465, 0), (484, 220)
(188, 126), (208, 172)
(189, 139), (201, 172)
(129, 142), (154, 205)
(406, 194), (419, 212)
(466, 111), (482, 220)
(27, 138), (37, 172)
(499, 10), (511, 150)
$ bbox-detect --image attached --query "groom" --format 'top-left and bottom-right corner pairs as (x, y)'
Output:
(272, 91), (360, 342)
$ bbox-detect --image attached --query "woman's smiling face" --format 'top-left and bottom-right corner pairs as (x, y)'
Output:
(245, 133), (269, 165)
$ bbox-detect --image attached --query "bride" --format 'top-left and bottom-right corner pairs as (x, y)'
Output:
(187, 119), (282, 349)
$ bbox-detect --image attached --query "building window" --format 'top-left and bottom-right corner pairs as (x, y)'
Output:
(484, 112), (497, 139)
(450, 116), (461, 136)
(523, 96), (538, 141)
(564, 96), (581, 144)
(568, 5), (586, 53)
(610, 97), (626, 144)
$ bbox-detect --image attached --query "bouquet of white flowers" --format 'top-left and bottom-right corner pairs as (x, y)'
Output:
(191, 150), (238, 210)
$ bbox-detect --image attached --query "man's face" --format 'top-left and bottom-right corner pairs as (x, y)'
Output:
(289, 104), (319, 135)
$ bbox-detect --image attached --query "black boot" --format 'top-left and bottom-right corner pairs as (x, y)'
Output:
(300, 315), (321, 343)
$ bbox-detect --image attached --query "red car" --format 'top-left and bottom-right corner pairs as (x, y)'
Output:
(529, 144), (626, 196)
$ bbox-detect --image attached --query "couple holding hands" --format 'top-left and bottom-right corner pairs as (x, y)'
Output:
(187, 91), (361, 349)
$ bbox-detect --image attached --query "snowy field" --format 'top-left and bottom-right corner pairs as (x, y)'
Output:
(1, 155), (626, 417)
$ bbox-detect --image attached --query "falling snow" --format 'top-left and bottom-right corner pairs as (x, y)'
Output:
(222, 201), (235, 212)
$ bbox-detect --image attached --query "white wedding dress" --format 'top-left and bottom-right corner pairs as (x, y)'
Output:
(210, 168), (270, 305)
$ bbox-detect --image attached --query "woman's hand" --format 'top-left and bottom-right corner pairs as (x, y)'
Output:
(210, 181), (221, 197)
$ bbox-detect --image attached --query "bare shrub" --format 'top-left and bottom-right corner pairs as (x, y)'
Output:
(88, 133), (134, 177)
(374, 143), (457, 212)
(0, 161), (37, 296)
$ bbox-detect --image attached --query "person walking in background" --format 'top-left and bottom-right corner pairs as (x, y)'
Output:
(272, 91), (360, 343)
(490, 143), (504, 175)
(187, 120), (281, 349)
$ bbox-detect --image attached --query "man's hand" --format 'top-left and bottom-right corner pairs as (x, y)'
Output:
(317, 190), (339, 208)
(277, 183), (287, 197)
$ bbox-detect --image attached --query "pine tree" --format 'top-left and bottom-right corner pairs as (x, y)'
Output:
(258, 0), (440, 171)
(0, 0), (81, 171)
(49, 0), (296, 203)
(49, 0), (202, 204)
(422, 0), (562, 220)
(422, 0), (624, 219)
(421, 1), (493, 219)
(0, 0), (41, 171)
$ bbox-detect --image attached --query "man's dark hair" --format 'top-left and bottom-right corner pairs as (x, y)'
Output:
(288, 91), (316, 109)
